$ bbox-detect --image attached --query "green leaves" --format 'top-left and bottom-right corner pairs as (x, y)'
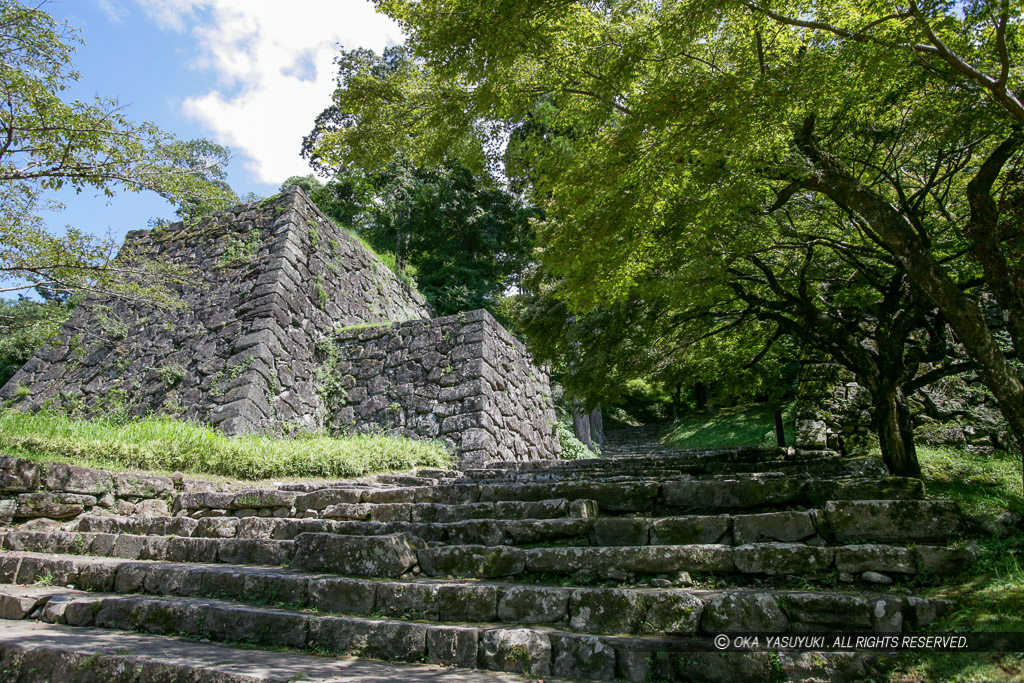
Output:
(0, 1), (240, 306)
(310, 0), (1024, 448)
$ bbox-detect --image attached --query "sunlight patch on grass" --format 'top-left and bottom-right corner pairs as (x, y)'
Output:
(917, 446), (1024, 517)
(0, 410), (451, 482)
(884, 446), (1024, 682)
(659, 402), (795, 450)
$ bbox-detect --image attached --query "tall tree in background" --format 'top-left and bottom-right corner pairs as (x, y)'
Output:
(0, 0), (241, 305)
(286, 162), (536, 320)
(311, 0), (1024, 480)
(301, 47), (536, 319)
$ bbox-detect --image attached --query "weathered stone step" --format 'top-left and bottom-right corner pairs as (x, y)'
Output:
(6, 496), (970, 572)
(407, 541), (973, 580)
(0, 588), (669, 679)
(464, 455), (884, 481)
(9, 472), (924, 531)
(0, 619), (542, 682)
(0, 552), (951, 636)
(3, 530), (294, 566)
(72, 498), (968, 550)
(174, 471), (911, 518)
(274, 468), (465, 492)
(0, 584), (944, 681)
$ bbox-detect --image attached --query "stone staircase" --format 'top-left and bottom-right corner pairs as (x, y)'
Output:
(0, 444), (974, 682)
(600, 423), (674, 457)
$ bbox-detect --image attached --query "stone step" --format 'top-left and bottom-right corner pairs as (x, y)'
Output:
(474, 476), (925, 513)
(9, 472), (923, 528)
(0, 552), (952, 636)
(71, 498), (969, 549)
(408, 541), (973, 581)
(0, 589), (657, 680)
(166, 475), (925, 521)
(0, 582), (945, 681)
(463, 453), (874, 480)
(0, 619), (541, 682)
(3, 530), (295, 566)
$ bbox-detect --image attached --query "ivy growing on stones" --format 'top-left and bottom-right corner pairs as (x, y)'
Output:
(96, 309), (129, 342)
(314, 277), (329, 310)
(155, 362), (186, 387)
(210, 358), (255, 397)
(265, 356), (281, 420)
(313, 336), (349, 415)
(217, 228), (262, 268)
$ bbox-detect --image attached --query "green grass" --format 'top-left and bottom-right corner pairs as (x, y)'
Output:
(657, 406), (1024, 681)
(878, 445), (1024, 683)
(659, 402), (796, 450)
(918, 445), (1024, 517)
(0, 410), (451, 482)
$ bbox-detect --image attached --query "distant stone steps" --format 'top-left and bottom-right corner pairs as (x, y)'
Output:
(461, 454), (887, 481)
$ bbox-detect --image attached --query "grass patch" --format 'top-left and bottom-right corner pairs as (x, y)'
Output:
(0, 410), (451, 482)
(918, 445), (1024, 517)
(659, 402), (795, 450)
(879, 445), (1024, 682)
(327, 218), (421, 293)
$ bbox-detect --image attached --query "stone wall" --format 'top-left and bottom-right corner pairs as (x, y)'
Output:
(794, 356), (1009, 454)
(0, 456), (177, 526)
(320, 310), (560, 467)
(0, 189), (430, 435)
(793, 358), (873, 453)
(0, 188), (561, 465)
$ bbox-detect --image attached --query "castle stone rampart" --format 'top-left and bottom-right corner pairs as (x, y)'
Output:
(0, 188), (558, 464)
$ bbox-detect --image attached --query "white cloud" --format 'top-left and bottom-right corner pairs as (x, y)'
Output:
(134, 1), (403, 185)
(97, 0), (128, 23)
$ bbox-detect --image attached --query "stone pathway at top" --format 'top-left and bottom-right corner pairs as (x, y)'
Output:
(0, 430), (974, 682)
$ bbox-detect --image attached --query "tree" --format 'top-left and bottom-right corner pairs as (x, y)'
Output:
(0, 1), (241, 305)
(311, 0), (1024, 480)
(302, 55), (538, 319)
(0, 294), (73, 386)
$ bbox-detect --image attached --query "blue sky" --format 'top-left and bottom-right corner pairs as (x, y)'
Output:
(40, 0), (403, 249)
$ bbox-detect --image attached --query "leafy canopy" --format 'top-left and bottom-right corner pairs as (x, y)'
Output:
(312, 0), (1024, 474)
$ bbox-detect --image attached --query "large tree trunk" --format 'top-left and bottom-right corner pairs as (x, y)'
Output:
(873, 386), (922, 478)
(572, 401), (593, 450)
(799, 128), (1024, 487)
(589, 405), (604, 448)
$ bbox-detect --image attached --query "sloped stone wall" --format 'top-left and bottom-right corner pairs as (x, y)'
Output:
(0, 189), (430, 434)
(320, 310), (559, 466)
(0, 188), (560, 465)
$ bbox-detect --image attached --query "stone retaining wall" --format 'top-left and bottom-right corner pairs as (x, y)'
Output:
(0, 457), (178, 526)
(794, 356), (1009, 453)
(321, 310), (559, 466)
(0, 189), (429, 435)
(0, 189), (560, 464)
